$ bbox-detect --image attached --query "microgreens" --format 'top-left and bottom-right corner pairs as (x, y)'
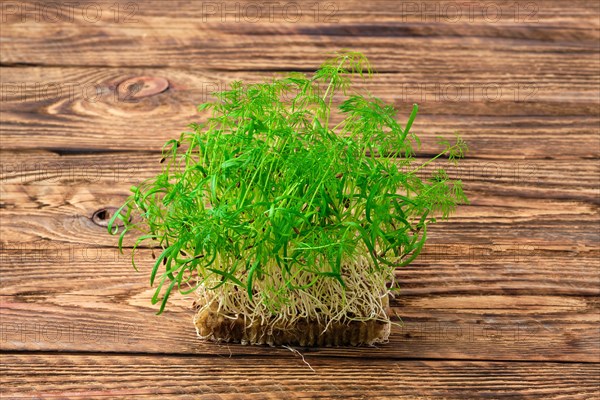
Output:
(109, 50), (468, 316)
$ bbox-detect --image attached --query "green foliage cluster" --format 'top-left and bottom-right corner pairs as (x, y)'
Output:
(109, 51), (467, 314)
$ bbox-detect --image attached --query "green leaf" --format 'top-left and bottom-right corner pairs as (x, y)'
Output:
(108, 50), (467, 315)
(247, 260), (260, 298)
(402, 103), (418, 141)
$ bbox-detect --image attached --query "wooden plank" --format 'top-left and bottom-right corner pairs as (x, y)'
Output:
(1, 283), (598, 361)
(1, 213), (598, 295)
(1, 354), (599, 399)
(1, 149), (597, 197)
(1, 150), (598, 294)
(2, 0), (598, 26)
(1, 1), (598, 70)
(0, 3), (597, 399)
(1, 153), (598, 249)
(2, 183), (598, 248)
(1, 246), (598, 296)
(2, 151), (598, 196)
(3, 67), (595, 113)
(1, 67), (598, 156)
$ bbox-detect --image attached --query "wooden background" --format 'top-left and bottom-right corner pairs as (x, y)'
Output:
(1, 0), (599, 398)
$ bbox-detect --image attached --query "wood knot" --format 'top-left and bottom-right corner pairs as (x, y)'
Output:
(117, 76), (169, 99)
(91, 207), (130, 227)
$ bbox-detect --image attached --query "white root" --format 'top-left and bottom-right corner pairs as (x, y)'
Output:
(192, 254), (395, 345)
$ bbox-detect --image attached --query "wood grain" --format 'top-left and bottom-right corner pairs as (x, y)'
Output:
(0, 147), (597, 362)
(1, 151), (598, 248)
(1, 247), (598, 296)
(3, 184), (597, 241)
(2, 185), (598, 255)
(1, 267), (598, 361)
(2, 0), (598, 25)
(2, 150), (597, 195)
(1, 67), (598, 157)
(2, 354), (598, 399)
(1, 1), (598, 71)
(1, 0), (599, 397)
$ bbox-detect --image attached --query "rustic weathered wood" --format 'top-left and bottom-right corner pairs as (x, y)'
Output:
(1, 67), (598, 156)
(0, 146), (597, 362)
(1, 0), (599, 397)
(1, 247), (598, 296)
(1, 354), (599, 399)
(2, 0), (598, 25)
(1, 1), (598, 71)
(2, 149), (599, 190)
(2, 200), (597, 251)
(1, 151), (598, 248)
(1, 282), (598, 361)
(1, 150), (597, 195)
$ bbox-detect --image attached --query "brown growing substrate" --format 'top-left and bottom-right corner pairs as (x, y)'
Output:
(193, 301), (391, 347)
